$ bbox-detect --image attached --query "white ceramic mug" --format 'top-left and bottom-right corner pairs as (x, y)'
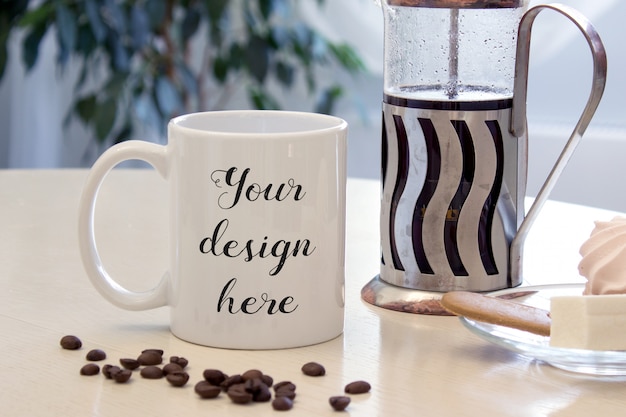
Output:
(78, 110), (348, 349)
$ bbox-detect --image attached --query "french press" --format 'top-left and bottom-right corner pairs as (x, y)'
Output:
(362, 1), (607, 314)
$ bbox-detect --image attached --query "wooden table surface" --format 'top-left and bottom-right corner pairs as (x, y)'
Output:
(1, 169), (625, 416)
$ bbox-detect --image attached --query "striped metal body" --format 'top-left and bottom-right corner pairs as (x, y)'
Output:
(380, 95), (526, 292)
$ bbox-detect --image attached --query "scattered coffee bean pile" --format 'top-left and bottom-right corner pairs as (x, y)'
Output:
(61, 335), (371, 412)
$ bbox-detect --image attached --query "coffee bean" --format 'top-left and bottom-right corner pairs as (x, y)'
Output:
(301, 361), (325, 377)
(119, 358), (140, 370)
(227, 383), (253, 404)
(244, 377), (264, 392)
(220, 374), (244, 391)
(254, 385), (272, 402)
(60, 335), (82, 350)
(275, 387), (296, 400)
(162, 363), (183, 376)
(137, 351), (162, 366)
(194, 381), (222, 399)
(329, 396), (351, 411)
(241, 369), (263, 381)
(80, 363), (100, 376)
(203, 369), (227, 386)
(113, 369), (132, 383)
(344, 380), (371, 394)
(86, 349), (106, 361)
(102, 365), (122, 379)
(141, 348), (164, 356)
(261, 374), (274, 387)
(274, 381), (297, 400)
(169, 356), (188, 369)
(140, 366), (163, 379)
(273, 381), (296, 391)
(243, 378), (272, 402)
(272, 396), (294, 411)
(166, 371), (189, 387)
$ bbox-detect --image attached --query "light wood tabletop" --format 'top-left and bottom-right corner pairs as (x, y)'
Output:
(1, 169), (625, 416)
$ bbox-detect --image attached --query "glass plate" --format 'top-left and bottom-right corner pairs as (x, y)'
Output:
(459, 283), (626, 376)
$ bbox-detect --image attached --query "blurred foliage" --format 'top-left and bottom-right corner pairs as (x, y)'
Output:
(0, 0), (365, 144)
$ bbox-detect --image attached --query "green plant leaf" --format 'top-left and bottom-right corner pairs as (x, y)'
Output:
(269, 26), (288, 49)
(74, 62), (91, 92)
(275, 60), (294, 87)
(181, 6), (201, 42)
(75, 23), (97, 57)
(55, 4), (77, 65)
(112, 122), (132, 144)
(22, 23), (47, 71)
(75, 94), (97, 124)
(242, 4), (256, 33)
(4, 0), (29, 22)
(104, 72), (128, 97)
(329, 43), (366, 73)
(290, 26), (311, 67)
(102, 0), (126, 33)
(106, 32), (130, 72)
(0, 23), (8, 79)
(205, 0), (228, 46)
(258, 0), (276, 20)
(248, 86), (280, 110)
(315, 85), (343, 115)
(94, 97), (117, 142)
(305, 67), (315, 93)
(145, 0), (167, 31)
(85, 0), (107, 42)
(205, 0), (228, 23)
(245, 35), (270, 83)
(228, 43), (244, 69)
(176, 61), (198, 95)
(309, 32), (327, 62)
(213, 55), (228, 83)
(18, 3), (54, 28)
(291, 24), (329, 66)
(0, 41), (6, 80)
(130, 4), (150, 49)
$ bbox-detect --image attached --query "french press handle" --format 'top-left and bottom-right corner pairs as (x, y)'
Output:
(509, 3), (608, 280)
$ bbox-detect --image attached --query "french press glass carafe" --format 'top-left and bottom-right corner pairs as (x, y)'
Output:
(362, 1), (607, 314)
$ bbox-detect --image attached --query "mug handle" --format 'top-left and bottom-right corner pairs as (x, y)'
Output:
(78, 140), (170, 310)
(509, 3), (608, 280)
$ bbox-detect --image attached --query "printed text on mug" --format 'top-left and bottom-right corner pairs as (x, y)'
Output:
(200, 167), (318, 315)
